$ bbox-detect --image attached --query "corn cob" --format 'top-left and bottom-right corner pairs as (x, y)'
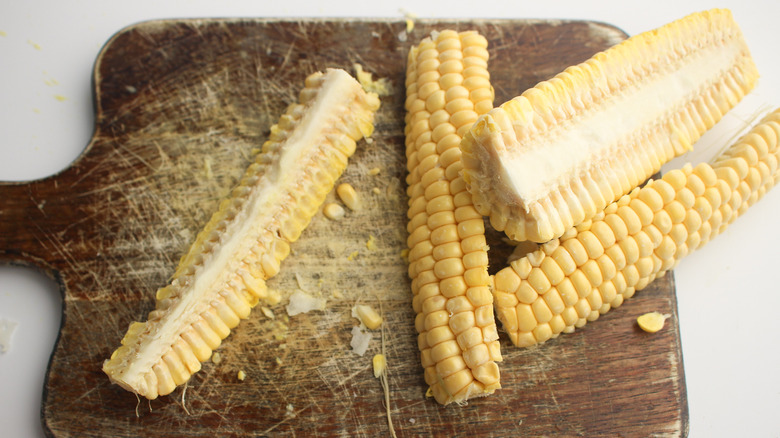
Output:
(103, 68), (380, 399)
(404, 30), (502, 405)
(493, 108), (780, 347)
(460, 9), (759, 243)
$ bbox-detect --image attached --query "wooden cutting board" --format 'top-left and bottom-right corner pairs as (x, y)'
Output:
(0, 19), (688, 437)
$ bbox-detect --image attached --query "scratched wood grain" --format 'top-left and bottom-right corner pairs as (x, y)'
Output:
(0, 19), (688, 437)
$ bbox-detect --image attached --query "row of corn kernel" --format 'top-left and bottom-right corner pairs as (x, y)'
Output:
(104, 70), (380, 399)
(493, 108), (780, 347)
(404, 30), (502, 404)
(140, 75), (371, 396)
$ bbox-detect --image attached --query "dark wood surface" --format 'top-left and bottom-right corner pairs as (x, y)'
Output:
(0, 18), (687, 437)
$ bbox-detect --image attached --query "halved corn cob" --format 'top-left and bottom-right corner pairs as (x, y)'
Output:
(461, 9), (759, 243)
(404, 30), (502, 405)
(103, 68), (380, 399)
(493, 108), (780, 347)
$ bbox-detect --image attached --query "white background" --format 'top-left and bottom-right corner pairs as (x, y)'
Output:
(1, 1), (779, 437)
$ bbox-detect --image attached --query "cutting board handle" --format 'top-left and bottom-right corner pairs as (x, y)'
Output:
(0, 131), (107, 270)
(1, 178), (63, 266)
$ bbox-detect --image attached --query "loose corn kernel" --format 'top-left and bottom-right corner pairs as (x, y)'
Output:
(237, 370), (246, 381)
(337, 182), (361, 211)
(102, 69), (379, 399)
(460, 9), (758, 243)
(492, 107), (780, 347)
(353, 304), (383, 330)
(373, 354), (387, 378)
(260, 306), (275, 320)
(323, 202), (346, 220)
(366, 234), (378, 251)
(637, 312), (670, 333)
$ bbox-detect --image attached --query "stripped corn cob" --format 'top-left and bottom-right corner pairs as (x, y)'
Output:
(461, 9), (759, 243)
(493, 108), (780, 347)
(404, 30), (501, 405)
(103, 69), (380, 399)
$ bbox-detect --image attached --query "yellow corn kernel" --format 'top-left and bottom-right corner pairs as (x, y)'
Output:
(460, 9), (758, 243)
(102, 69), (380, 399)
(323, 202), (346, 220)
(404, 30), (500, 405)
(373, 354), (387, 378)
(337, 183), (361, 210)
(492, 107), (780, 347)
(353, 304), (383, 330)
(237, 370), (246, 381)
(366, 234), (378, 251)
(637, 312), (670, 333)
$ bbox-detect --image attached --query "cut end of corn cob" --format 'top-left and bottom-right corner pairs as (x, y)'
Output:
(461, 9), (759, 243)
(493, 107), (780, 347)
(103, 68), (380, 399)
(404, 29), (502, 405)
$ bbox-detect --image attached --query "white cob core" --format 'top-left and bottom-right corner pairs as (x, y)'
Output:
(499, 39), (744, 208)
(106, 69), (369, 394)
